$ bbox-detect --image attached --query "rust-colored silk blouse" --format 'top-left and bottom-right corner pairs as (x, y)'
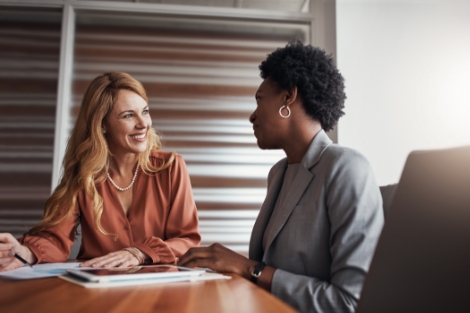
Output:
(20, 151), (200, 264)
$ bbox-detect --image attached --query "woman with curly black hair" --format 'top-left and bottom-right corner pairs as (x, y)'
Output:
(179, 41), (384, 313)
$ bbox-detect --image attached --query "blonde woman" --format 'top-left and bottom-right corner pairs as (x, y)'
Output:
(0, 72), (200, 271)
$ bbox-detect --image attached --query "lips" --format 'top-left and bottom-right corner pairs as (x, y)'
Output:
(252, 126), (259, 137)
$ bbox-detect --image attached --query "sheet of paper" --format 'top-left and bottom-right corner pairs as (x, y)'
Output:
(0, 262), (85, 280)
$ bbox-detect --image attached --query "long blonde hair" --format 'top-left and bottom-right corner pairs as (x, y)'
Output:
(27, 72), (174, 238)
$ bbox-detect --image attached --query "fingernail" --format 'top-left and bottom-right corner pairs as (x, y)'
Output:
(12, 243), (16, 248)
(8, 251), (14, 257)
(103, 264), (109, 268)
(91, 264), (96, 267)
(79, 263), (84, 267)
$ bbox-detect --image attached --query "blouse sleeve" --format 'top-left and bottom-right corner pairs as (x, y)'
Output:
(134, 154), (201, 264)
(18, 205), (80, 264)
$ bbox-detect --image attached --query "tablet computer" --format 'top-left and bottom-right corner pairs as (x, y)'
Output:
(66, 265), (205, 283)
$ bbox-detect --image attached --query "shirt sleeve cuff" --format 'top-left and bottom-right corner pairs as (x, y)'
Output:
(134, 242), (176, 264)
(20, 241), (42, 265)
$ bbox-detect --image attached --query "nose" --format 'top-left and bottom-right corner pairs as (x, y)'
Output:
(249, 110), (256, 124)
(136, 114), (151, 129)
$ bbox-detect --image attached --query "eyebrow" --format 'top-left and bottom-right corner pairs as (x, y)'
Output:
(118, 110), (134, 116)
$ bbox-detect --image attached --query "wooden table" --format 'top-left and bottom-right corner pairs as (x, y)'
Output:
(0, 274), (298, 313)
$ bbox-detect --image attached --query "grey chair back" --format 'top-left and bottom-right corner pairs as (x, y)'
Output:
(379, 184), (398, 217)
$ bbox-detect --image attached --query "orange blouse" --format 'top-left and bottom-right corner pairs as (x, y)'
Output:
(19, 151), (200, 264)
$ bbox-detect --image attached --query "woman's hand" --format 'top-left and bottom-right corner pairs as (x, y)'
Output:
(177, 243), (257, 279)
(79, 250), (140, 268)
(0, 233), (36, 272)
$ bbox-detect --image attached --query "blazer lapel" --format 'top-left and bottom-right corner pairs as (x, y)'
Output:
(263, 130), (332, 253)
(249, 160), (287, 261)
(263, 167), (314, 251)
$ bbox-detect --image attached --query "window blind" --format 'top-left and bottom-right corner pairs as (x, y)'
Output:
(0, 8), (61, 239)
(73, 15), (305, 254)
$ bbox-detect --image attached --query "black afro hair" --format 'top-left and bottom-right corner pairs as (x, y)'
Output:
(259, 41), (346, 131)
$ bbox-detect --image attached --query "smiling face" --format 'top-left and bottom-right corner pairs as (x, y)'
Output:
(249, 78), (288, 150)
(102, 89), (152, 157)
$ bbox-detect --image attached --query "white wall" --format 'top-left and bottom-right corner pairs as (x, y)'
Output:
(336, 0), (470, 185)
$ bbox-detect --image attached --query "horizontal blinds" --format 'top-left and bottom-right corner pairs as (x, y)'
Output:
(73, 18), (302, 254)
(0, 14), (61, 238)
(76, 0), (308, 12)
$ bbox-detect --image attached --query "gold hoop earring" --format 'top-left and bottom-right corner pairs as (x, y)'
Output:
(279, 105), (291, 118)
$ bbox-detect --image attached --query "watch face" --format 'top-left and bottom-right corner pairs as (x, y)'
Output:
(251, 262), (266, 277)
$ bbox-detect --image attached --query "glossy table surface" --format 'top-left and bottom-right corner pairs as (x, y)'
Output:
(0, 273), (298, 313)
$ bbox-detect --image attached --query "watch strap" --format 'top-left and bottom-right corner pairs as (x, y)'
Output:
(250, 261), (266, 283)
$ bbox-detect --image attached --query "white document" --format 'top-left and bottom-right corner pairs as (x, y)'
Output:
(0, 262), (85, 280)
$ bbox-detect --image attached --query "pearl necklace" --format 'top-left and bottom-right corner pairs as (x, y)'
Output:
(107, 162), (140, 192)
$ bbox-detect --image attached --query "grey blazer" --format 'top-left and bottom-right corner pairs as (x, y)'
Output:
(249, 130), (384, 313)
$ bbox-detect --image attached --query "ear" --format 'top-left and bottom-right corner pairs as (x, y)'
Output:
(284, 86), (298, 106)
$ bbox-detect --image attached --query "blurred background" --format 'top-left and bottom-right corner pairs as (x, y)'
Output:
(0, 0), (314, 256)
(0, 0), (469, 256)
